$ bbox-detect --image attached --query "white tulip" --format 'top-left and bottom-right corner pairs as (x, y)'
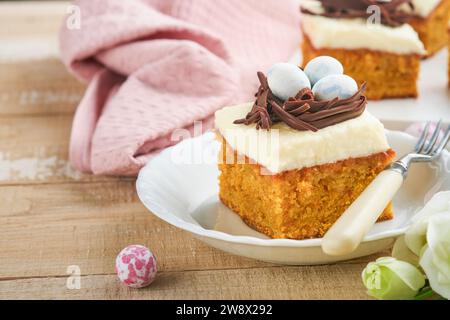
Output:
(396, 191), (450, 300)
(419, 213), (450, 299)
(362, 257), (425, 300)
(405, 191), (450, 255)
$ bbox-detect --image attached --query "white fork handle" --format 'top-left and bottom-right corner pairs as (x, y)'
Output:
(321, 170), (404, 256)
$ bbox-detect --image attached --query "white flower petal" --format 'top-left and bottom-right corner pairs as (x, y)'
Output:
(392, 236), (420, 267)
(420, 247), (450, 299)
(411, 191), (450, 224)
(426, 213), (450, 284)
(405, 219), (429, 256)
(405, 191), (450, 256)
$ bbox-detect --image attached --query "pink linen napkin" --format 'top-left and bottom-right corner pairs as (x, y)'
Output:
(60, 0), (300, 175)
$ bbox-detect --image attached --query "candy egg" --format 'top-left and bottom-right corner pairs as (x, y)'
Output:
(304, 56), (344, 86)
(115, 245), (157, 288)
(312, 74), (358, 101)
(267, 63), (311, 101)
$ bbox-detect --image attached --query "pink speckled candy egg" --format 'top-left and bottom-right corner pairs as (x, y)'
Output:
(115, 245), (157, 288)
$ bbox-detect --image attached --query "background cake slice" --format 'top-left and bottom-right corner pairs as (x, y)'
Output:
(300, 0), (425, 100)
(408, 0), (450, 57)
(215, 58), (396, 240)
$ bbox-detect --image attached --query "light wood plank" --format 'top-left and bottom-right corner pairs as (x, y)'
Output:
(0, 1), (69, 38)
(0, 36), (85, 116)
(0, 265), (371, 300)
(0, 1), (85, 116)
(0, 56), (85, 116)
(0, 114), (116, 184)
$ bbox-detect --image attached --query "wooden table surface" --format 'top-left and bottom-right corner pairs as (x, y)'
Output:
(0, 1), (384, 300)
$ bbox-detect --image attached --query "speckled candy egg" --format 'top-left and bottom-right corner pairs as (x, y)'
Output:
(312, 74), (358, 101)
(267, 63), (311, 101)
(304, 56), (344, 86)
(115, 245), (157, 288)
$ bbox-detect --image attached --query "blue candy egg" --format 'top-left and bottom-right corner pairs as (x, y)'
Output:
(304, 56), (344, 86)
(267, 63), (311, 101)
(312, 74), (358, 101)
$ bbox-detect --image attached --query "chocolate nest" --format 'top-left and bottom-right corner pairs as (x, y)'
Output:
(234, 72), (367, 132)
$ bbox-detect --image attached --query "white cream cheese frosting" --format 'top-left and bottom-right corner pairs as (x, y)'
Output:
(301, 0), (426, 55)
(215, 103), (390, 174)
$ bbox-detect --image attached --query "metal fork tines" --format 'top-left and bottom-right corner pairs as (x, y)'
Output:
(391, 121), (450, 176)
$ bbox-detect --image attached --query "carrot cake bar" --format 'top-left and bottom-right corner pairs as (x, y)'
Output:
(407, 0), (450, 57)
(215, 58), (395, 240)
(300, 0), (425, 100)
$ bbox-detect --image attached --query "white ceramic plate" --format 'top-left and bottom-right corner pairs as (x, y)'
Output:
(136, 131), (450, 265)
(292, 48), (450, 130)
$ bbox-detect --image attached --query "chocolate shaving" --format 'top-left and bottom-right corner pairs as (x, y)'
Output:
(301, 0), (414, 27)
(234, 72), (367, 132)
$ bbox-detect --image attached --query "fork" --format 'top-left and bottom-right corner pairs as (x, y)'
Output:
(322, 121), (450, 256)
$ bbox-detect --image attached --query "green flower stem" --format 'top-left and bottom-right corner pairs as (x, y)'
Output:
(414, 287), (435, 300)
